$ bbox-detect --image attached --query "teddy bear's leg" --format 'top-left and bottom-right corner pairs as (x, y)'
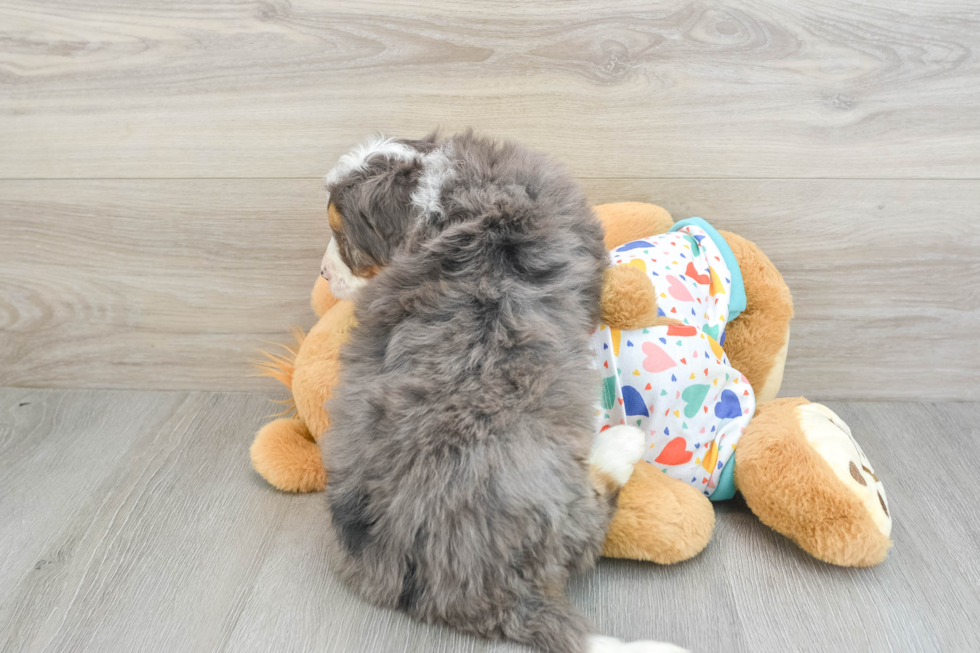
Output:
(717, 231), (794, 403)
(594, 202), (674, 249)
(291, 301), (356, 440)
(602, 462), (716, 564)
(734, 397), (892, 566)
(251, 418), (327, 492)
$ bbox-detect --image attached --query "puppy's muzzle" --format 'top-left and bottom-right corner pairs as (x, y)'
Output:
(320, 246), (331, 281)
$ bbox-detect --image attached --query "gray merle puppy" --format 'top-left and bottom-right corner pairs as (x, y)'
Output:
(320, 131), (684, 653)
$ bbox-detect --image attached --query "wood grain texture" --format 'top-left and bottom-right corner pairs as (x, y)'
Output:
(2, 179), (977, 399)
(1, 388), (978, 652)
(1, 0), (978, 179)
(0, 179), (330, 392)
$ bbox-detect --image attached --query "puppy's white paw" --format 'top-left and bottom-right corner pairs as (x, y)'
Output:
(587, 424), (646, 488)
(589, 634), (689, 653)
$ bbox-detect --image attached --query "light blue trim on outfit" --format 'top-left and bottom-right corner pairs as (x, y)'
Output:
(710, 455), (738, 501)
(669, 217), (747, 322)
(670, 217), (746, 501)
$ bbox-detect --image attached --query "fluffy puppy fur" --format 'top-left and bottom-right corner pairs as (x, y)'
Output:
(322, 132), (682, 653)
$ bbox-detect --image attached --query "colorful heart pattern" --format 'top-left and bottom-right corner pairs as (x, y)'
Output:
(628, 258), (647, 274)
(616, 240), (654, 252)
(666, 275), (694, 302)
(621, 385), (649, 417)
(714, 389), (742, 419)
(641, 342), (676, 373)
(681, 384), (711, 418)
(594, 222), (755, 497)
(654, 437), (693, 465)
(684, 262), (710, 285)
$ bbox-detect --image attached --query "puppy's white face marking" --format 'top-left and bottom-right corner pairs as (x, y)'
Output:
(325, 135), (419, 188)
(321, 236), (368, 300)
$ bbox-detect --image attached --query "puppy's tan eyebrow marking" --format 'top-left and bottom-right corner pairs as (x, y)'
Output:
(328, 202), (344, 232)
(355, 265), (382, 279)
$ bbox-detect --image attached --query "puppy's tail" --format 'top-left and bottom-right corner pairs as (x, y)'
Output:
(499, 593), (687, 653)
(499, 594), (588, 653)
(493, 422), (686, 653)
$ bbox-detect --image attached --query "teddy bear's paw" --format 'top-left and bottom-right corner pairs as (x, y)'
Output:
(251, 418), (326, 492)
(588, 425), (646, 488)
(589, 635), (688, 653)
(796, 403), (891, 537)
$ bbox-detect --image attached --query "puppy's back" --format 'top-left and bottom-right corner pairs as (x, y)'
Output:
(325, 132), (610, 653)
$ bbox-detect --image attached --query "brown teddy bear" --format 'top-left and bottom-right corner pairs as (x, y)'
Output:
(252, 202), (892, 567)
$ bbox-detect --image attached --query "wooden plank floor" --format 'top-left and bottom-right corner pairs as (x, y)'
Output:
(1, 387), (977, 653)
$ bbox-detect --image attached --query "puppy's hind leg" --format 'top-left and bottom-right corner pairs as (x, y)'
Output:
(498, 585), (687, 653)
(565, 424), (643, 572)
(495, 589), (688, 653)
(588, 425), (646, 498)
(498, 593), (591, 653)
(475, 577), (687, 653)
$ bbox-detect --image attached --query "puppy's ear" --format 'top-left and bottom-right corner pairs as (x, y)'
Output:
(399, 129), (440, 154)
(342, 154), (424, 267)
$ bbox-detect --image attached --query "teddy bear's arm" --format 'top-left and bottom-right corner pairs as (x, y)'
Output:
(594, 202), (677, 331)
(600, 266), (662, 330)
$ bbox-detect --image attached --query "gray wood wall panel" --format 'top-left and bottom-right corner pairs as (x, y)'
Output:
(0, 0), (978, 179)
(1, 389), (977, 652)
(2, 179), (976, 399)
(1, 0), (978, 398)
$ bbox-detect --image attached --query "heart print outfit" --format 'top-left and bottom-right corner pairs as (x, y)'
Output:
(591, 218), (755, 500)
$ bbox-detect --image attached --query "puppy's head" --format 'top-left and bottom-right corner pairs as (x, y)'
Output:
(321, 134), (442, 299)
